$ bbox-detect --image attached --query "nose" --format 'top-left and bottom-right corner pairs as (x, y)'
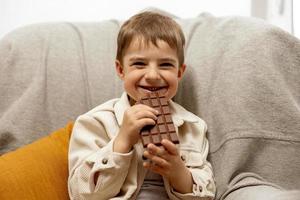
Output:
(144, 67), (161, 81)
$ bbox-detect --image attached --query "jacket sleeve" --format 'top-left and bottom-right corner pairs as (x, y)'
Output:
(68, 114), (133, 200)
(166, 122), (216, 200)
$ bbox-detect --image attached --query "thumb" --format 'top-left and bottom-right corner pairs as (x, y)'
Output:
(161, 139), (178, 156)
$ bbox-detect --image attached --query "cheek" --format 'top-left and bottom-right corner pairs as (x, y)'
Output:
(164, 73), (180, 98)
(123, 72), (140, 88)
(165, 72), (179, 85)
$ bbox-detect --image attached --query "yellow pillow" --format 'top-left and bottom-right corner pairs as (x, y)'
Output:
(0, 122), (73, 200)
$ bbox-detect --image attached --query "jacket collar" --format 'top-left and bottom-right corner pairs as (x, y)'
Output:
(114, 92), (131, 127)
(114, 92), (198, 127)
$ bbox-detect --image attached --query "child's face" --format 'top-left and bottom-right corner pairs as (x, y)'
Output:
(115, 38), (186, 102)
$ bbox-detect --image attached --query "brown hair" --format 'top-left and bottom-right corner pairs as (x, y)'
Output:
(116, 11), (185, 66)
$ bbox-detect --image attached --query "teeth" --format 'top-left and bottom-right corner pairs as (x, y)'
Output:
(141, 86), (159, 91)
(140, 86), (166, 91)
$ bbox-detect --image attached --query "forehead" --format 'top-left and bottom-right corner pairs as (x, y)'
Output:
(124, 37), (177, 57)
(128, 37), (161, 50)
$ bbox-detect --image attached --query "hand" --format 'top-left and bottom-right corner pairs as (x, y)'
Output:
(143, 139), (193, 193)
(114, 104), (158, 153)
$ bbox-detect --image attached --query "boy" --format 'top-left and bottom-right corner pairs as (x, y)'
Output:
(68, 11), (215, 200)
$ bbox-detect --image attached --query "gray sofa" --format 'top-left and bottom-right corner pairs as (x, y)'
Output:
(0, 8), (300, 200)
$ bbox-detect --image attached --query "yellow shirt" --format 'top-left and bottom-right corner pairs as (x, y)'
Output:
(68, 92), (216, 200)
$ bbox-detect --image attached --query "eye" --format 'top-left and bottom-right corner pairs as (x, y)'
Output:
(160, 63), (174, 68)
(131, 62), (146, 68)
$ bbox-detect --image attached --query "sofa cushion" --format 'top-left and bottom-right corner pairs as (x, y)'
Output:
(0, 122), (73, 199)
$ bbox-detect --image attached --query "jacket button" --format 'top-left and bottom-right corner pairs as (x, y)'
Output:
(102, 158), (108, 164)
(180, 155), (186, 161)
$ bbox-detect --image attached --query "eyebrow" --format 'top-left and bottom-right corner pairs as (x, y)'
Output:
(128, 56), (146, 61)
(159, 58), (177, 63)
(128, 57), (177, 63)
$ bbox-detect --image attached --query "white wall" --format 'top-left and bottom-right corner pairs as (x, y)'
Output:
(294, 0), (300, 38)
(251, 0), (300, 38)
(0, 0), (251, 39)
(1, 0), (298, 39)
(251, 0), (294, 34)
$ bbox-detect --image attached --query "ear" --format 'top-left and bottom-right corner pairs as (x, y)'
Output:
(177, 64), (186, 80)
(115, 60), (125, 80)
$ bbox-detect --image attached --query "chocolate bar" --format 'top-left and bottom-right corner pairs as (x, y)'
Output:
(137, 91), (179, 147)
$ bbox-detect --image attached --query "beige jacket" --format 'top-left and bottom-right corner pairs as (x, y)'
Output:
(68, 92), (216, 200)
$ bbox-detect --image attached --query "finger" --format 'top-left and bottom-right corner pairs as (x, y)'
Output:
(136, 118), (156, 131)
(143, 156), (169, 169)
(135, 110), (158, 121)
(150, 156), (169, 168)
(143, 149), (164, 162)
(143, 161), (166, 177)
(161, 139), (178, 156)
(134, 104), (159, 115)
(147, 143), (166, 157)
(150, 165), (166, 175)
(143, 144), (170, 167)
(143, 149), (157, 160)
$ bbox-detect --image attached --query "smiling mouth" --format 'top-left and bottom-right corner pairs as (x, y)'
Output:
(139, 86), (167, 92)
